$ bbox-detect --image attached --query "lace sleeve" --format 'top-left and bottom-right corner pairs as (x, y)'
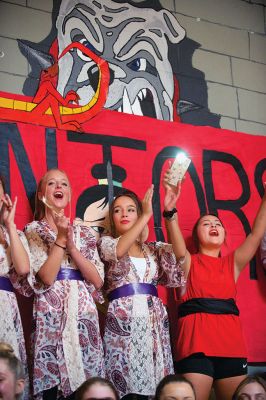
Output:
(155, 241), (186, 288)
(78, 225), (105, 282)
(9, 230), (33, 297)
(24, 222), (51, 293)
(97, 235), (120, 262)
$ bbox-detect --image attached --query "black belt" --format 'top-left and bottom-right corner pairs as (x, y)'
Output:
(178, 298), (239, 318)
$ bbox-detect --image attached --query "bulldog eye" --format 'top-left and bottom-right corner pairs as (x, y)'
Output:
(76, 38), (99, 61)
(127, 58), (146, 71)
(83, 40), (96, 53)
(127, 58), (157, 76)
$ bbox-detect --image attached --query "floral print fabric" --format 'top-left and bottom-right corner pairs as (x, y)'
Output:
(24, 220), (105, 399)
(0, 227), (31, 400)
(98, 236), (185, 398)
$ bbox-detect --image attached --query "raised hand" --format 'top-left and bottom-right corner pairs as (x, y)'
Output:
(142, 185), (154, 219)
(163, 168), (182, 211)
(1, 194), (17, 230)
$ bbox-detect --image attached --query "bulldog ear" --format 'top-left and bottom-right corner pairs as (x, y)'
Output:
(17, 39), (55, 70)
(159, 9), (186, 44)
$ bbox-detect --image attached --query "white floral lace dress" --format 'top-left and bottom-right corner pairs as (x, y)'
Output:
(0, 226), (31, 400)
(98, 236), (186, 398)
(24, 220), (105, 400)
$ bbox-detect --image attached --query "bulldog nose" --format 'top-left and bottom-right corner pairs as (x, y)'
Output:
(88, 65), (114, 90)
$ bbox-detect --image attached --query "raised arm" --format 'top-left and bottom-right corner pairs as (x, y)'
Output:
(116, 185), (154, 259)
(66, 225), (103, 289)
(163, 170), (191, 278)
(234, 187), (266, 280)
(36, 213), (69, 286)
(2, 195), (30, 276)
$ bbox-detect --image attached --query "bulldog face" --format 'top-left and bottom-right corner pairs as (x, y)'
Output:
(56, 0), (185, 120)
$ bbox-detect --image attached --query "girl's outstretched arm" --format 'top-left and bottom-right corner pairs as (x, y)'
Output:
(2, 195), (30, 276)
(163, 170), (191, 278)
(234, 186), (266, 280)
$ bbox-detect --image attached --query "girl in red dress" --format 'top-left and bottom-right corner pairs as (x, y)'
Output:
(163, 170), (266, 400)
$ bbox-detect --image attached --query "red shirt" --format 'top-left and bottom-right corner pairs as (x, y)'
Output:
(175, 252), (247, 360)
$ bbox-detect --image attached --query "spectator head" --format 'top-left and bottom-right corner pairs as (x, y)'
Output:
(75, 377), (119, 400)
(155, 374), (196, 400)
(232, 375), (266, 400)
(0, 342), (25, 400)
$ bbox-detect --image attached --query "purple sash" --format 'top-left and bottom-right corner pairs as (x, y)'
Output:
(56, 268), (84, 281)
(108, 283), (158, 301)
(0, 276), (14, 292)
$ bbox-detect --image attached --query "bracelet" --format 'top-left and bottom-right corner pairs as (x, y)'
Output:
(163, 208), (177, 220)
(54, 242), (66, 250)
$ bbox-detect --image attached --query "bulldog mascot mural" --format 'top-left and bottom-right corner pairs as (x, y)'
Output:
(1, 0), (204, 130)
(56, 0), (186, 122)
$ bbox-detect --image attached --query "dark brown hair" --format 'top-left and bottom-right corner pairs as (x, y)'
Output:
(109, 189), (143, 237)
(232, 375), (266, 399)
(192, 213), (225, 253)
(34, 168), (70, 220)
(155, 374), (196, 400)
(75, 377), (119, 400)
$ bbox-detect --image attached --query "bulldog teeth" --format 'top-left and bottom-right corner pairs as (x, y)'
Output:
(140, 88), (147, 100)
(120, 87), (152, 117)
(131, 95), (142, 114)
(122, 87), (133, 114)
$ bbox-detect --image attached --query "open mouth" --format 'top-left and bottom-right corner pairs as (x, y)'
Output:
(54, 191), (63, 199)
(116, 87), (157, 118)
(209, 229), (218, 237)
(84, 55), (157, 118)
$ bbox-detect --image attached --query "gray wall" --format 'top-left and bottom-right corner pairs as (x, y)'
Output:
(0, 0), (266, 135)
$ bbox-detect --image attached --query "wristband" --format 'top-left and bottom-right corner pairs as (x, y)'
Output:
(163, 208), (177, 220)
(54, 242), (66, 250)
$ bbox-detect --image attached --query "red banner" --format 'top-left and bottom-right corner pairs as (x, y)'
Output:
(1, 99), (266, 362)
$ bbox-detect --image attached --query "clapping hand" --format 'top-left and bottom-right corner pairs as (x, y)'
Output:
(53, 211), (69, 244)
(1, 194), (17, 229)
(142, 185), (154, 219)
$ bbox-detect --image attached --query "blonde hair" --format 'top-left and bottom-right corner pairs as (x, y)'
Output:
(34, 168), (70, 220)
(0, 342), (25, 381)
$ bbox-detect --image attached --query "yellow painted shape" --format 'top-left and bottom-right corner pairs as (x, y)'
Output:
(26, 102), (37, 111)
(0, 97), (14, 109)
(14, 100), (28, 111)
(61, 106), (73, 114)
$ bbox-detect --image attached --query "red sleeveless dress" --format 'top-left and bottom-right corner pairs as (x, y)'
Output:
(175, 252), (247, 361)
